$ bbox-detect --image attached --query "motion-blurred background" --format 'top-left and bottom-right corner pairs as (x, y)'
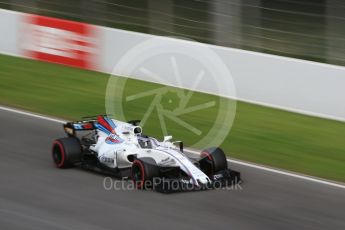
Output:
(1, 0), (345, 66)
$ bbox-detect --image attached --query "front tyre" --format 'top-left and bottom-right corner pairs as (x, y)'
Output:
(131, 157), (159, 189)
(199, 147), (227, 176)
(52, 137), (82, 168)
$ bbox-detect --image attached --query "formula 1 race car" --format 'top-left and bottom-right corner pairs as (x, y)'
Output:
(52, 115), (241, 192)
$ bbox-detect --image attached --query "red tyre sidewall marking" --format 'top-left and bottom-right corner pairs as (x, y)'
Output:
(201, 151), (214, 176)
(53, 141), (65, 168)
(132, 160), (145, 189)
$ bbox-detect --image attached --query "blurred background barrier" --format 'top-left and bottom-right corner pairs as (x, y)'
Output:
(20, 14), (100, 70)
(0, 7), (345, 121)
(0, 0), (345, 66)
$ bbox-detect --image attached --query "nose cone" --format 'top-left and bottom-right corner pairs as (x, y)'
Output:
(190, 168), (210, 185)
(198, 175), (211, 185)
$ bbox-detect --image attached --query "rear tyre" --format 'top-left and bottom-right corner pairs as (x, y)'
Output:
(52, 137), (82, 168)
(199, 147), (227, 176)
(131, 157), (159, 189)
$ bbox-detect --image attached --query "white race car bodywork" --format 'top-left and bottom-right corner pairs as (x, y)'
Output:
(89, 119), (210, 186)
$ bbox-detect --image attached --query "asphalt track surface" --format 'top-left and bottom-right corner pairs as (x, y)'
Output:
(0, 109), (344, 230)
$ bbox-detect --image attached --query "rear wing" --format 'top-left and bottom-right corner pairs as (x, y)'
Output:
(63, 120), (95, 136)
(63, 116), (141, 136)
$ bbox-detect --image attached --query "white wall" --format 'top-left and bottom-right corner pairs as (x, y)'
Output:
(1, 9), (345, 121)
(101, 28), (345, 121)
(0, 9), (19, 56)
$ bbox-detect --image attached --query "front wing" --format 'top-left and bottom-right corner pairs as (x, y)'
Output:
(153, 168), (242, 193)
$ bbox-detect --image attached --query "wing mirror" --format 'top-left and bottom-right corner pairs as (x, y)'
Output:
(173, 141), (184, 153)
(163, 135), (172, 142)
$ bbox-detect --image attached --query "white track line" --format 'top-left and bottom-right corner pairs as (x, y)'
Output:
(0, 106), (65, 123)
(0, 105), (344, 190)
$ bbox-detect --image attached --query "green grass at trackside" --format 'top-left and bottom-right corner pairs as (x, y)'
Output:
(0, 54), (344, 182)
